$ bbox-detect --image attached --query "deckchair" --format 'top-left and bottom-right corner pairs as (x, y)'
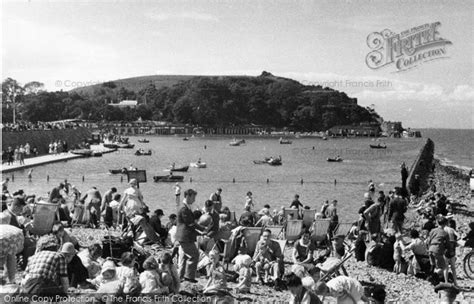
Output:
(266, 226), (284, 239)
(283, 208), (299, 221)
(310, 219), (331, 244)
(332, 222), (354, 238)
(302, 209), (317, 228)
(318, 249), (353, 282)
(243, 227), (262, 256)
(29, 201), (59, 236)
(229, 211), (237, 224)
(285, 220), (303, 241)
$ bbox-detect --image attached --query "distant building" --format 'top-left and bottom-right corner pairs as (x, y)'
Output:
(109, 100), (138, 108)
(381, 121), (403, 137)
(328, 124), (381, 137)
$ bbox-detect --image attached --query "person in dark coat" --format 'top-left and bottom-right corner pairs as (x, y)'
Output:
(175, 189), (204, 282)
(150, 209), (168, 245)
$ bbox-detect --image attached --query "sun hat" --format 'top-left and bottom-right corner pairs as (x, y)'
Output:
(101, 260), (116, 275)
(129, 179), (138, 185)
(60, 242), (77, 255)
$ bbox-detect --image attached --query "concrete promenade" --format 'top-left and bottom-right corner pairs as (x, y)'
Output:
(1, 145), (116, 174)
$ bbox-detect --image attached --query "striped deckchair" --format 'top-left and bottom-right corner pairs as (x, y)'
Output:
(243, 227), (263, 256)
(29, 201), (59, 236)
(266, 226), (284, 239)
(332, 222), (354, 238)
(302, 209), (317, 228)
(310, 219), (331, 243)
(285, 220), (303, 241)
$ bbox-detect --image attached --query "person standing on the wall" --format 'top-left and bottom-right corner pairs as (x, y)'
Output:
(401, 162), (408, 189)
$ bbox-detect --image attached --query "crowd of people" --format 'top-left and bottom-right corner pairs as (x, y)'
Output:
(1, 121), (87, 132)
(2, 144), (39, 165)
(1, 168), (473, 303)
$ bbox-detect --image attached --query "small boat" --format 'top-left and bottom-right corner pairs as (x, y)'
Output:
(279, 138), (292, 144)
(138, 139), (149, 143)
(369, 144), (387, 149)
(103, 143), (119, 149)
(71, 149), (92, 157)
(322, 137), (328, 140)
(117, 143), (135, 149)
(190, 162), (207, 168)
(267, 157), (282, 166)
(327, 157), (343, 162)
(135, 149), (152, 156)
(92, 151), (103, 157)
(109, 168), (128, 174)
(183, 137), (189, 141)
(166, 165), (189, 172)
(153, 175), (185, 182)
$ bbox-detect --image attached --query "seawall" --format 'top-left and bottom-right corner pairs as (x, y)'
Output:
(407, 138), (435, 194)
(2, 127), (92, 155)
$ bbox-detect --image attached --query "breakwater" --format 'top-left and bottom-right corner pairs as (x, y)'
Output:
(407, 138), (435, 194)
(2, 127), (91, 155)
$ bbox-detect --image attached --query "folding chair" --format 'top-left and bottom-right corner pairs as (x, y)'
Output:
(275, 239), (287, 255)
(266, 226), (284, 240)
(302, 209), (316, 228)
(229, 211), (237, 224)
(29, 201), (59, 236)
(285, 220), (303, 241)
(332, 222), (353, 238)
(318, 249), (354, 282)
(243, 227), (262, 256)
(310, 219), (331, 244)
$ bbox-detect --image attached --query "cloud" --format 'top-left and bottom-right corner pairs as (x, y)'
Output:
(145, 11), (219, 22)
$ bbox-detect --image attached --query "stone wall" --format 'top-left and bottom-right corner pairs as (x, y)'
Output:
(2, 127), (92, 155)
(407, 138), (435, 194)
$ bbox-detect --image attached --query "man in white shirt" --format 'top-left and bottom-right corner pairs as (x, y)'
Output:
(314, 275), (368, 304)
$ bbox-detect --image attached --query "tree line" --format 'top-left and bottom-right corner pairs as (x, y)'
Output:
(2, 72), (379, 131)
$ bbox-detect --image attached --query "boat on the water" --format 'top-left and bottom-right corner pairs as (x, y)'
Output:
(135, 149), (152, 156)
(279, 138), (292, 144)
(229, 138), (245, 146)
(190, 162), (207, 168)
(327, 157), (343, 162)
(183, 137), (189, 141)
(166, 165), (189, 172)
(268, 158), (282, 166)
(138, 139), (149, 143)
(117, 143), (135, 149)
(92, 151), (103, 157)
(71, 149), (93, 157)
(109, 168), (128, 174)
(153, 175), (185, 182)
(103, 143), (119, 149)
(369, 144), (387, 149)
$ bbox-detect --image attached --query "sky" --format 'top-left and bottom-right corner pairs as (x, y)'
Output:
(2, 0), (473, 129)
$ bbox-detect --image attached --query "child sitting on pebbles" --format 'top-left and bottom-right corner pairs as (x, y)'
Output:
(139, 256), (168, 294)
(157, 252), (180, 294)
(231, 250), (253, 293)
(89, 259), (122, 292)
(203, 250), (228, 295)
(116, 252), (141, 295)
